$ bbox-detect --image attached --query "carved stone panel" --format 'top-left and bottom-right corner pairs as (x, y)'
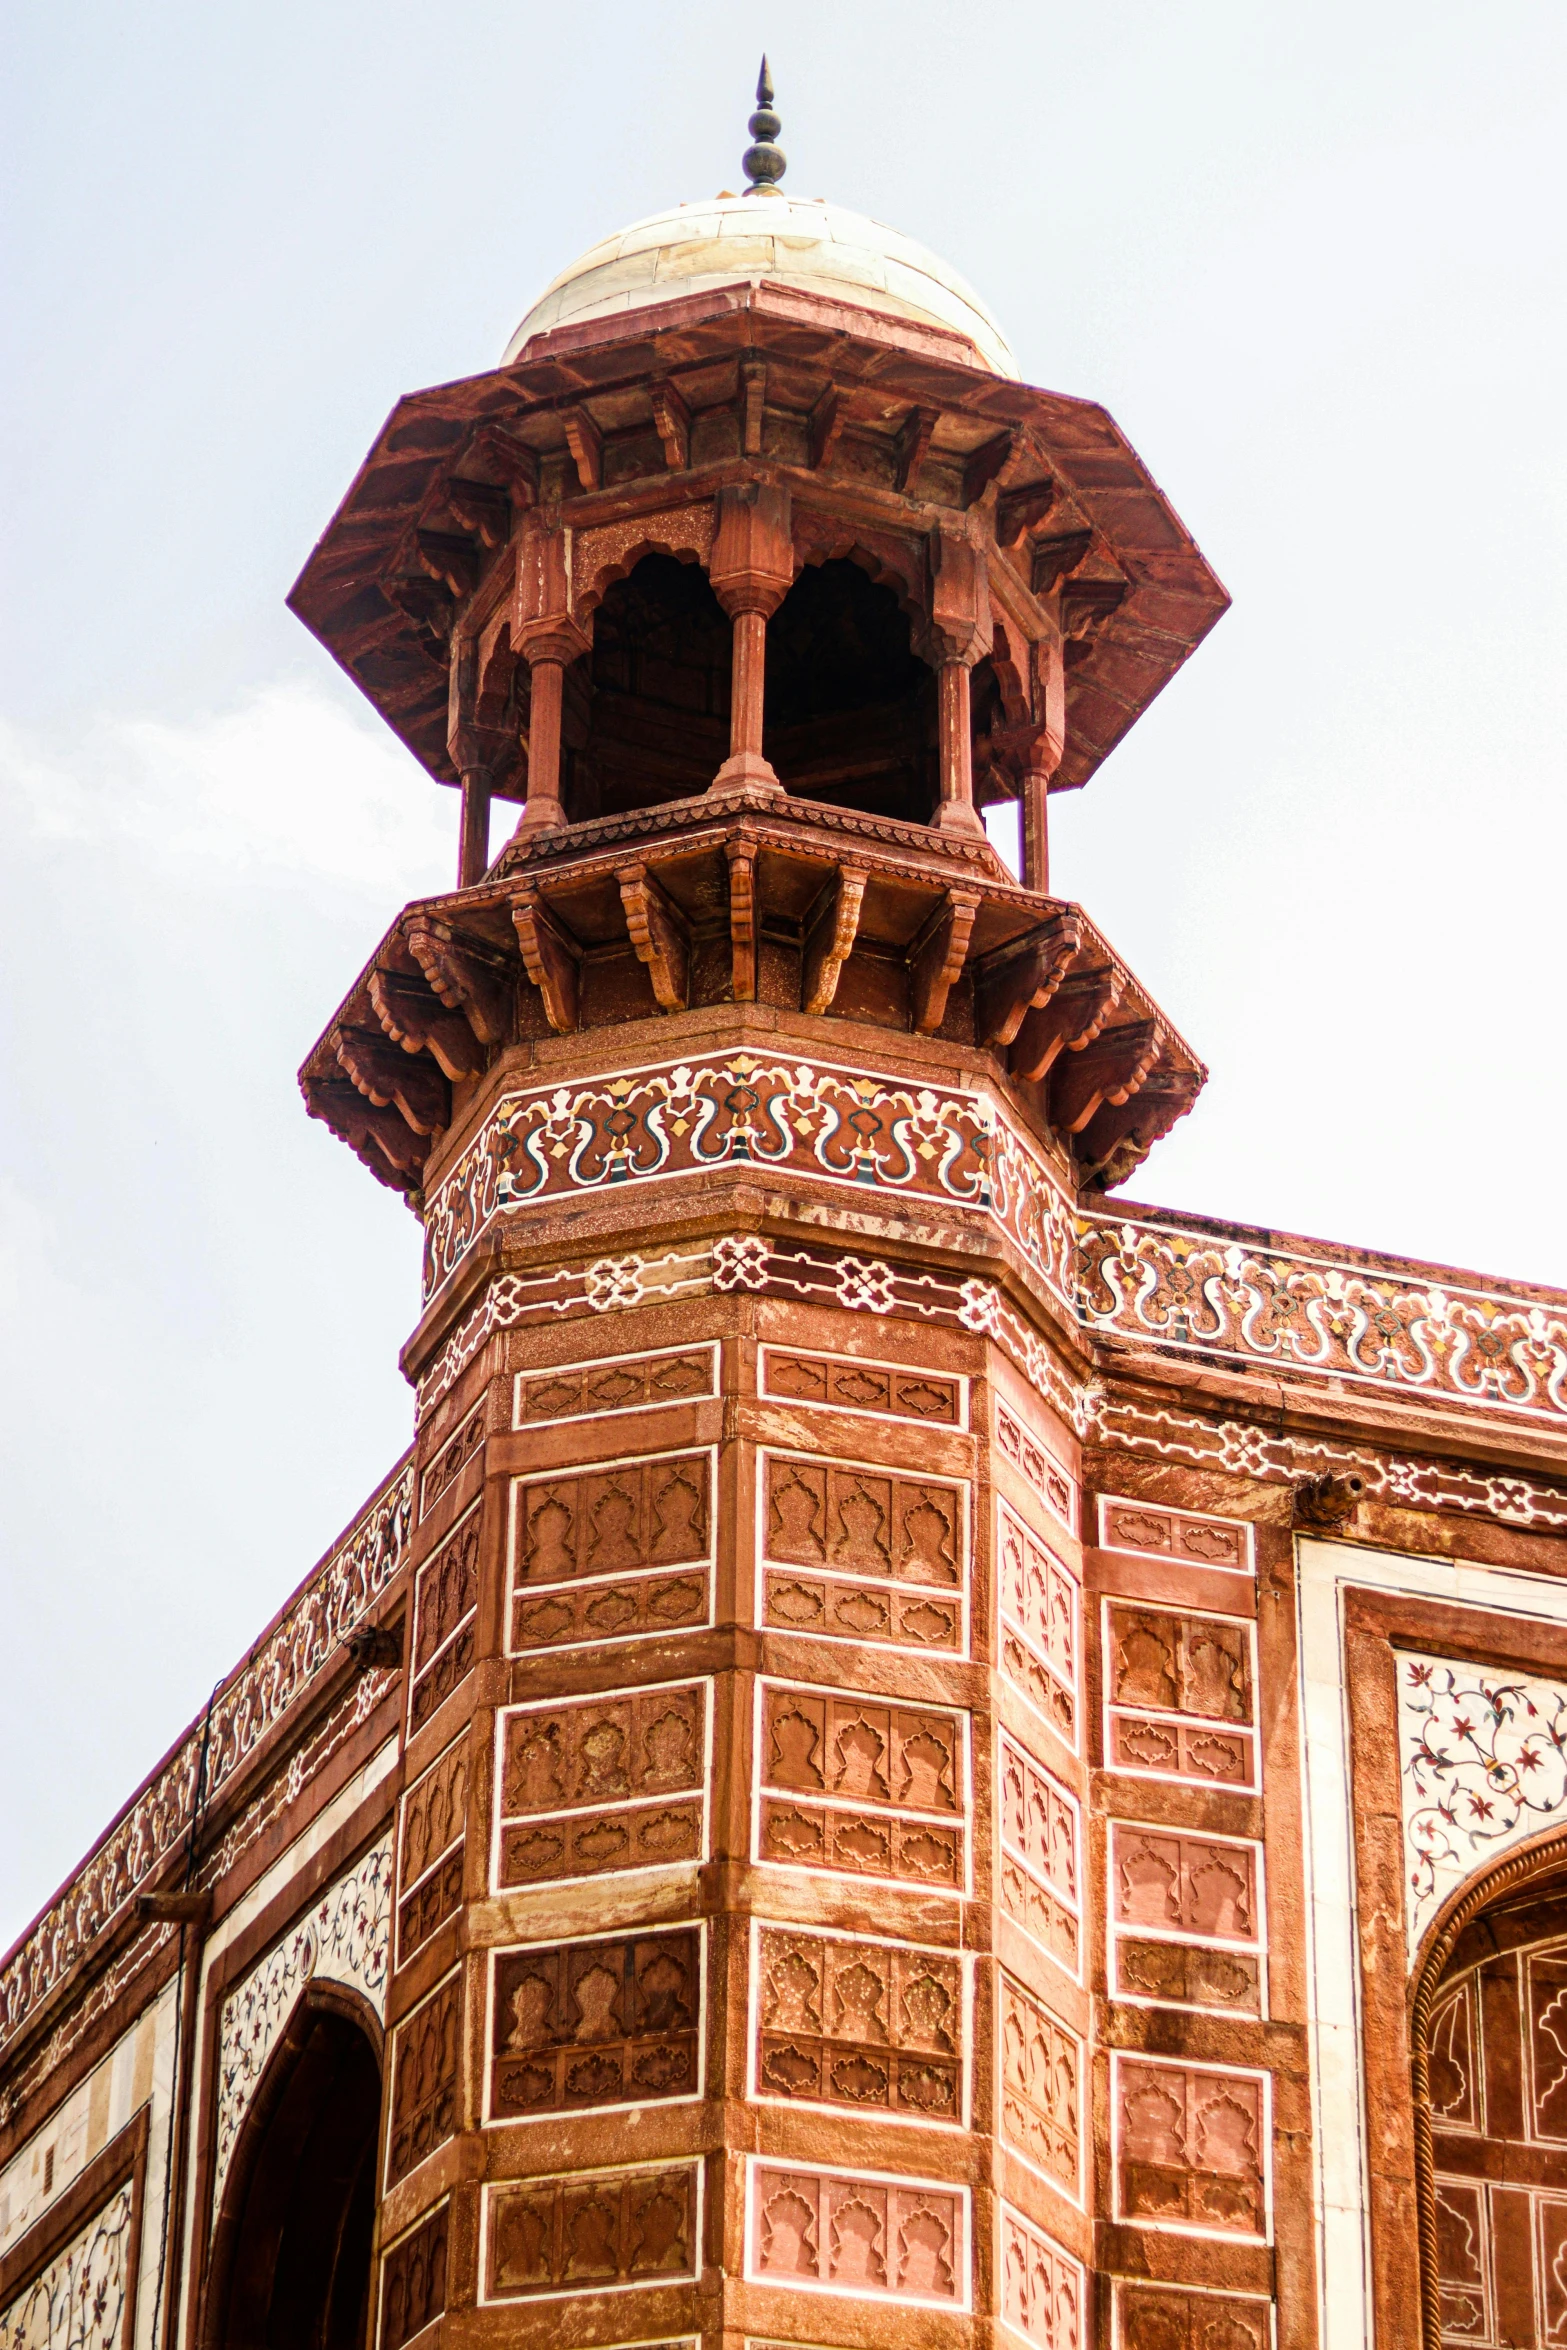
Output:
(755, 1681), (967, 1893)
(489, 1927), (702, 2120)
(995, 1402), (1078, 1538)
(381, 2204), (448, 2350)
(753, 1925), (965, 2127)
(997, 1496), (1079, 1746)
(998, 1729), (1080, 1978)
(485, 2162), (700, 2300)
(745, 2159), (968, 2308)
(761, 1346), (965, 1428)
(999, 1971), (1082, 2197)
(495, 1681), (709, 1890)
(999, 2199), (1085, 2350)
(387, 1972), (460, 2187)
(397, 1733), (467, 1965)
(1114, 2280), (1273, 2350)
(509, 1449), (713, 1653)
(410, 1505), (481, 1733)
(760, 1453), (967, 1657)
(1108, 1823), (1265, 2017)
(1112, 2055), (1270, 2240)
(420, 1399), (485, 1520)
(1097, 1497), (1254, 1578)
(513, 1343), (716, 1427)
(1102, 1603), (1257, 1790)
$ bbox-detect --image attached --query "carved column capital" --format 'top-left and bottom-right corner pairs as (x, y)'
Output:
(709, 481), (795, 619)
(915, 525), (993, 669)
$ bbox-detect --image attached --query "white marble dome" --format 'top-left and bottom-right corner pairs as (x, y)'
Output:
(502, 192), (1018, 380)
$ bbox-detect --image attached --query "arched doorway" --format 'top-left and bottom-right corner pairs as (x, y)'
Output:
(206, 1989), (383, 2350)
(1417, 1848), (1567, 2350)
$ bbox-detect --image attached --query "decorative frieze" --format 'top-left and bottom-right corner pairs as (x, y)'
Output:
(998, 1971), (1082, 2196)
(387, 1971), (460, 2187)
(744, 2157), (969, 2309)
(1399, 1653), (1567, 1953)
(487, 1927), (703, 2120)
(1101, 1603), (1258, 1791)
(409, 1505), (480, 1734)
(761, 1347), (965, 1428)
(1096, 1496), (1253, 1579)
(397, 1734), (467, 1966)
(484, 2161), (700, 2301)
(508, 1448), (714, 1654)
(754, 1681), (968, 1893)
(1111, 2054), (1270, 2241)
(513, 1343), (716, 1428)
(998, 2199), (1084, 2350)
(1108, 1823), (1265, 2017)
(996, 1497), (1078, 1746)
(759, 1453), (967, 1658)
(998, 1730), (1080, 1977)
(494, 1681), (710, 1891)
(751, 1923), (965, 2127)
(0, 2180), (134, 2350)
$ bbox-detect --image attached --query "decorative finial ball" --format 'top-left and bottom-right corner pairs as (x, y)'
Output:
(742, 54), (786, 194)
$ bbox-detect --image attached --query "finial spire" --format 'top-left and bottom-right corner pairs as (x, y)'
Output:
(742, 55), (786, 196)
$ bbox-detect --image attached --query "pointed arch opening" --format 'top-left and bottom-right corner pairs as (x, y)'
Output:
(762, 556), (938, 821)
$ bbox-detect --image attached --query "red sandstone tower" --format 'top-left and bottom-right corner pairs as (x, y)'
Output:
(26, 66), (1567, 2350)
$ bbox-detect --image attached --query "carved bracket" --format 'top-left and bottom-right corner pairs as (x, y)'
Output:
(808, 387), (843, 470)
(562, 407), (603, 491)
(417, 530), (479, 602)
(333, 1028), (449, 1134)
(1076, 1065), (1203, 1190)
(618, 862), (690, 1012)
(1010, 963), (1124, 1083)
(801, 864), (868, 1016)
(727, 841), (758, 1004)
(304, 1076), (429, 1193)
(511, 887), (581, 1034)
(1050, 1019), (1160, 1134)
(895, 405), (939, 494)
(963, 429), (1016, 508)
(908, 889), (981, 1036)
(368, 969), (486, 1081)
(405, 917), (512, 1045)
(650, 381), (691, 470)
(444, 480), (511, 549)
(974, 910), (1083, 1048)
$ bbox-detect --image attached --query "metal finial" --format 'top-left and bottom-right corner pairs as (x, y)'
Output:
(742, 54), (786, 195)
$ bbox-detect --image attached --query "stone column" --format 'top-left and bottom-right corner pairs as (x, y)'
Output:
(511, 516), (589, 835)
(1020, 763), (1051, 895)
(920, 526), (992, 840)
(708, 481), (793, 794)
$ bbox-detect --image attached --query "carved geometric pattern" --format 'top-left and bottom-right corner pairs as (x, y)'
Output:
(0, 2181), (134, 2350)
(761, 1454), (966, 1656)
(485, 2162), (700, 2300)
(996, 1403), (1078, 1537)
(761, 1347), (964, 1427)
(996, 1496), (1078, 1744)
(1112, 2054), (1270, 2240)
(1108, 1823), (1265, 2017)
(509, 1450), (713, 1653)
(999, 1971), (1082, 2195)
(397, 1734), (467, 1966)
(489, 1927), (702, 2119)
(380, 2204), (447, 2350)
(419, 1399), (485, 1520)
(514, 1343), (716, 1427)
(998, 1730), (1080, 1976)
(1113, 2280), (1273, 2350)
(1097, 1495), (1253, 1577)
(387, 1972), (460, 2187)
(0, 1459), (412, 2059)
(213, 1836), (392, 2222)
(998, 2198), (1084, 2349)
(1102, 1602), (1257, 1790)
(745, 2158), (968, 2307)
(755, 1681), (967, 1892)
(409, 1505), (481, 1734)
(495, 1681), (709, 1890)
(753, 1925), (964, 2126)
(1400, 1653), (1567, 1952)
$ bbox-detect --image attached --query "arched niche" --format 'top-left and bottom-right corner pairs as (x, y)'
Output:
(1413, 1834), (1567, 2350)
(203, 1983), (384, 2350)
(762, 556), (938, 821)
(562, 551), (731, 820)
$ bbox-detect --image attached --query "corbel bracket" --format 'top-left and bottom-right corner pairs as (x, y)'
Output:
(974, 910), (1082, 1048)
(511, 886), (582, 1034)
(650, 381), (691, 471)
(802, 864), (868, 1016)
(727, 840), (758, 1004)
(1049, 1020), (1160, 1135)
(619, 863), (690, 1012)
(333, 1029), (450, 1135)
(1010, 963), (1124, 1084)
(908, 889), (981, 1036)
(368, 968), (487, 1081)
(405, 917), (513, 1045)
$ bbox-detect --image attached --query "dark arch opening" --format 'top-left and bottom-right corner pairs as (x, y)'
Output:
(763, 558), (939, 822)
(564, 552), (732, 821)
(207, 1994), (382, 2350)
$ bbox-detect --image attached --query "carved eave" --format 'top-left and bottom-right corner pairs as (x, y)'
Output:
(287, 281), (1229, 795)
(297, 795), (1204, 1204)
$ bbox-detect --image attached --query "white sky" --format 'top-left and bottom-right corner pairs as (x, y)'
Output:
(3, 1), (1565, 1947)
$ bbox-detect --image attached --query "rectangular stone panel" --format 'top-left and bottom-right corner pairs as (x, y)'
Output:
(999, 2199), (1085, 2350)
(1102, 1602), (1258, 1791)
(484, 2162), (700, 2300)
(761, 1345), (965, 1427)
(397, 1733), (467, 1966)
(409, 1505), (481, 1733)
(508, 1447), (714, 1655)
(995, 1402), (1078, 1538)
(1112, 2054), (1270, 2240)
(998, 1730), (1080, 1978)
(1114, 2281), (1273, 2350)
(380, 2204), (448, 2350)
(755, 1680), (967, 1893)
(514, 1342), (716, 1427)
(997, 1496), (1078, 1746)
(999, 1971), (1082, 2197)
(494, 1681), (709, 1890)
(1097, 1496), (1254, 1578)
(745, 2158), (969, 2308)
(489, 1926), (702, 2120)
(1109, 1823), (1265, 2017)
(387, 1971), (460, 2187)
(760, 1452), (967, 1658)
(419, 1398), (484, 1519)
(753, 1924), (965, 2127)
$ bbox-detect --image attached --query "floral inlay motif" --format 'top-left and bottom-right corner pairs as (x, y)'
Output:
(0, 2183), (133, 2350)
(1401, 1654), (1567, 1953)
